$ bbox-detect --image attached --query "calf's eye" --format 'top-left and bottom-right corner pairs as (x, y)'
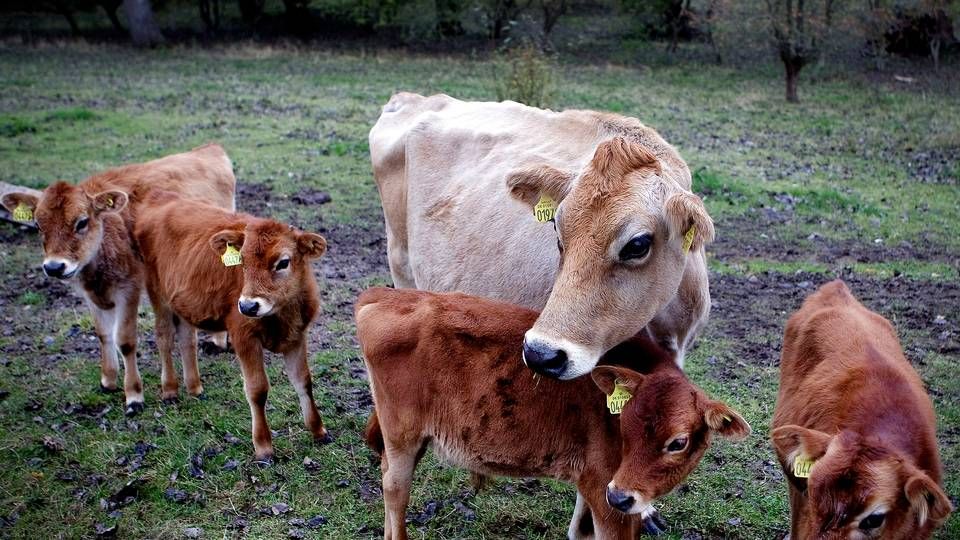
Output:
(275, 258), (290, 271)
(619, 234), (652, 261)
(75, 217), (89, 232)
(665, 436), (688, 453)
(859, 512), (885, 530)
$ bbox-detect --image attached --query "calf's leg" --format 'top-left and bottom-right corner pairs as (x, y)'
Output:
(567, 491), (595, 539)
(576, 477), (636, 540)
(380, 444), (419, 540)
(152, 304), (180, 402)
(234, 337), (273, 460)
(88, 300), (119, 393)
(116, 288), (144, 415)
(282, 340), (330, 443)
(175, 321), (203, 397)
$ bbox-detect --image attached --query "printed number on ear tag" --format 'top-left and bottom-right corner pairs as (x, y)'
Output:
(534, 194), (557, 223)
(793, 455), (815, 479)
(606, 381), (632, 415)
(221, 245), (242, 267)
(12, 202), (33, 222)
(682, 226), (696, 254)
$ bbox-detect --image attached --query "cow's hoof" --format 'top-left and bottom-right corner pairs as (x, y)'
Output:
(315, 431), (334, 445)
(252, 455), (274, 468)
(161, 396), (179, 405)
(124, 401), (145, 417)
(99, 384), (120, 394)
(191, 392), (207, 401)
(641, 509), (667, 536)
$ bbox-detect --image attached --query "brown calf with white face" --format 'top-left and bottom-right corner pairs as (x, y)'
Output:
(355, 288), (750, 540)
(772, 280), (952, 539)
(1, 144), (235, 415)
(134, 194), (329, 459)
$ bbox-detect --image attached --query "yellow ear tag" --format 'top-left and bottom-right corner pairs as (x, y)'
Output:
(221, 244), (242, 267)
(682, 226), (696, 254)
(534, 194), (557, 223)
(105, 197), (114, 208)
(12, 202), (33, 222)
(606, 380), (632, 415)
(793, 455), (816, 479)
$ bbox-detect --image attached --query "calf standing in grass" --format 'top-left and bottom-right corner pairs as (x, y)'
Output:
(134, 194), (330, 459)
(772, 280), (952, 539)
(1, 144), (235, 415)
(356, 288), (751, 540)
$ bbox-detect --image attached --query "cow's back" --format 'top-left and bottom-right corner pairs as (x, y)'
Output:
(368, 93), (690, 308)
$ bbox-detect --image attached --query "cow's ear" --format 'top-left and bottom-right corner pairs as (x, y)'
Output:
(904, 468), (953, 526)
(591, 365), (643, 396)
(771, 425), (832, 463)
(703, 400), (751, 441)
(506, 164), (574, 208)
(209, 229), (245, 255)
(2, 192), (39, 217)
(665, 191), (714, 252)
(297, 232), (327, 259)
(91, 191), (128, 215)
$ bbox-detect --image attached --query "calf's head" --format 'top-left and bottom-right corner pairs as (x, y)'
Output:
(2, 183), (128, 280)
(592, 365), (750, 516)
(772, 426), (953, 539)
(509, 137), (714, 379)
(209, 220), (326, 318)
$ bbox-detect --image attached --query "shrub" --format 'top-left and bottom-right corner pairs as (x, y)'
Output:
(492, 43), (554, 107)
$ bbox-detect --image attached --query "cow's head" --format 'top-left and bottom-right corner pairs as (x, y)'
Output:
(771, 427), (953, 539)
(2, 182), (128, 280)
(592, 365), (750, 516)
(508, 137), (713, 379)
(209, 220), (326, 319)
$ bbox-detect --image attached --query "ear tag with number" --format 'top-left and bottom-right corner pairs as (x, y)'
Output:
(534, 194), (557, 223)
(105, 197), (114, 208)
(606, 380), (632, 415)
(221, 244), (242, 267)
(682, 226), (696, 253)
(12, 202), (33, 222)
(793, 455), (816, 479)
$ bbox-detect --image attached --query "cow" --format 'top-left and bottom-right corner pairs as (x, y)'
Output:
(772, 280), (952, 539)
(369, 93), (713, 381)
(355, 287), (751, 540)
(1, 144), (235, 415)
(134, 193), (330, 459)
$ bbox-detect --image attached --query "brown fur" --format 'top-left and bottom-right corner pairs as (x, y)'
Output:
(0, 144), (235, 413)
(134, 194), (328, 459)
(772, 280), (952, 539)
(355, 287), (750, 540)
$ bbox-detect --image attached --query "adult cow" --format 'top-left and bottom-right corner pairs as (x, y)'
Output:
(369, 93), (713, 380)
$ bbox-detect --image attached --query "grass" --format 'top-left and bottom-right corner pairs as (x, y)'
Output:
(0, 41), (957, 539)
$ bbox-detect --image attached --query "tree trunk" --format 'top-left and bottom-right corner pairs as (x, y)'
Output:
(930, 36), (940, 69)
(53, 1), (81, 35)
(122, 0), (164, 46)
(199, 0), (221, 33)
(101, 1), (125, 33)
(238, 0), (265, 25)
(784, 57), (802, 103)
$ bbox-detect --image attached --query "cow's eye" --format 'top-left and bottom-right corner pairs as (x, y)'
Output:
(859, 512), (885, 530)
(665, 436), (688, 453)
(619, 234), (652, 261)
(75, 217), (89, 232)
(275, 258), (290, 271)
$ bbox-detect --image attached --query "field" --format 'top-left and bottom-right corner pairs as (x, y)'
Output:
(0, 42), (958, 539)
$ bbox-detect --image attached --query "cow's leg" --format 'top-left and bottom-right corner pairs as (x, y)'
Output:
(116, 287), (144, 415)
(381, 443), (418, 540)
(567, 491), (595, 539)
(234, 337), (272, 460)
(88, 300), (119, 393)
(282, 340), (330, 443)
(152, 304), (179, 402)
(576, 477), (635, 540)
(175, 320), (203, 398)
(210, 331), (228, 350)
(788, 487), (805, 539)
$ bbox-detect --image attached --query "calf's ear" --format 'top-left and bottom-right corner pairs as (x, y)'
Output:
(91, 191), (128, 215)
(297, 232), (327, 259)
(2, 192), (39, 216)
(506, 164), (574, 208)
(591, 365), (643, 396)
(665, 191), (714, 252)
(905, 469), (953, 526)
(771, 425), (832, 463)
(209, 229), (245, 255)
(703, 401), (751, 441)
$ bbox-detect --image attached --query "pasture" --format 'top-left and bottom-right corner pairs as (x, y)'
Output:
(0, 43), (958, 539)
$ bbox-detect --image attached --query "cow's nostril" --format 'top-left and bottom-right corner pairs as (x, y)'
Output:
(522, 339), (568, 378)
(238, 300), (260, 316)
(42, 261), (66, 278)
(605, 487), (635, 512)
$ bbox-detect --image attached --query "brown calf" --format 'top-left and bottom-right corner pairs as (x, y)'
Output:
(355, 287), (751, 540)
(134, 194), (329, 459)
(772, 280), (952, 539)
(1, 144), (235, 415)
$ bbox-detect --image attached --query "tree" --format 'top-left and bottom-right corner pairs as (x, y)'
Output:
(764, 0), (838, 102)
(198, 0), (222, 33)
(538, 0), (568, 37)
(122, 0), (164, 46)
